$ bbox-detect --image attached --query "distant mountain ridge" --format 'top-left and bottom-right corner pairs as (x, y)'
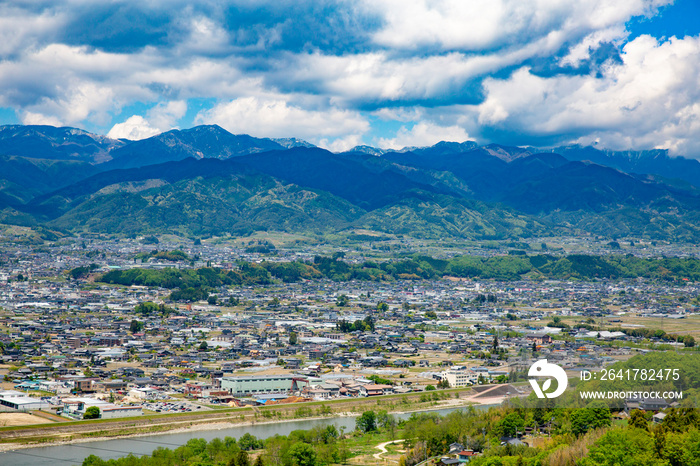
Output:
(546, 145), (700, 189)
(4, 123), (700, 188)
(3, 124), (700, 241)
(0, 125), (125, 163)
(103, 125), (289, 169)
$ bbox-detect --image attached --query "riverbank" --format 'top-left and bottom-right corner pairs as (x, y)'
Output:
(0, 387), (514, 453)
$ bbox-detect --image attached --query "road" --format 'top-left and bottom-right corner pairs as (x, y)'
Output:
(374, 439), (405, 461)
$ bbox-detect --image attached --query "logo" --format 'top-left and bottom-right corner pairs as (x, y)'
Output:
(528, 359), (568, 399)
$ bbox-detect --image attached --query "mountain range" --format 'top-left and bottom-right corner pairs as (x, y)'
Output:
(3, 124), (700, 241)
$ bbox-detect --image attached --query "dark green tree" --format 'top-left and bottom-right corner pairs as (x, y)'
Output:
(582, 428), (665, 466)
(629, 410), (648, 430)
(363, 315), (375, 332)
(288, 442), (317, 466)
(497, 412), (524, 437)
(239, 433), (263, 450)
(336, 295), (349, 307)
(572, 401), (611, 436)
(236, 451), (250, 466)
(356, 410), (377, 433)
(129, 320), (143, 333)
(83, 406), (100, 419)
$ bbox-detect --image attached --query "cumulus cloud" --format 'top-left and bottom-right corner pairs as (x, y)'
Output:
(179, 14), (232, 55)
(318, 134), (366, 153)
(0, 5), (66, 58)
(16, 81), (117, 127)
(560, 25), (627, 66)
(107, 100), (188, 140)
(0, 44), (153, 125)
(377, 122), (471, 149)
(107, 115), (161, 140)
(147, 100), (187, 130)
(21, 111), (63, 127)
(475, 34), (700, 154)
(195, 96), (369, 141)
(264, 0), (672, 108)
(288, 51), (521, 105)
(366, 0), (669, 51)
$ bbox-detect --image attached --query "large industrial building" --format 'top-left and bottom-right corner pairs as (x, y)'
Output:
(0, 390), (52, 411)
(220, 375), (318, 396)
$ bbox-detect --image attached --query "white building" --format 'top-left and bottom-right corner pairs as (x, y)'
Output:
(62, 397), (142, 419)
(0, 390), (52, 411)
(441, 366), (479, 387)
(128, 387), (159, 400)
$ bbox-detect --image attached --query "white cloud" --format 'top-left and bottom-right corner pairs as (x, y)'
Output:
(372, 107), (424, 123)
(377, 122), (471, 149)
(195, 96), (369, 141)
(147, 100), (187, 131)
(0, 41), (244, 129)
(366, 0), (670, 51)
(0, 5), (66, 58)
(107, 100), (188, 140)
(474, 34), (700, 155)
(21, 111), (63, 127)
(291, 49), (546, 104)
(17, 81), (117, 127)
(287, 0), (661, 107)
(560, 25), (627, 66)
(318, 134), (365, 153)
(179, 14), (232, 55)
(0, 44), (152, 125)
(107, 116), (161, 140)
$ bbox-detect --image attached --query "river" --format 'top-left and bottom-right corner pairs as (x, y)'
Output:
(0, 406), (490, 466)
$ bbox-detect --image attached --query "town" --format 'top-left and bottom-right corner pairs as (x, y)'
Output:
(1, 234), (698, 428)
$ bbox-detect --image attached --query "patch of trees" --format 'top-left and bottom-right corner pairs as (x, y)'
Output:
(69, 263), (98, 279)
(547, 315), (569, 328)
(613, 327), (696, 347)
(78, 397), (700, 466)
(142, 236), (159, 245)
(99, 264), (272, 289)
(368, 375), (394, 386)
(570, 401), (612, 435)
(96, 254), (700, 300)
(245, 240), (276, 254)
(170, 287), (210, 302)
(135, 249), (190, 262)
(474, 293), (497, 303)
(134, 301), (176, 317)
(260, 261), (322, 283)
(336, 316), (375, 333)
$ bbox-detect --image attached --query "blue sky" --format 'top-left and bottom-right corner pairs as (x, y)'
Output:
(1, 0), (700, 154)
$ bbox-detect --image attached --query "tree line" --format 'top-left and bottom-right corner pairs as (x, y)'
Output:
(97, 253), (700, 289)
